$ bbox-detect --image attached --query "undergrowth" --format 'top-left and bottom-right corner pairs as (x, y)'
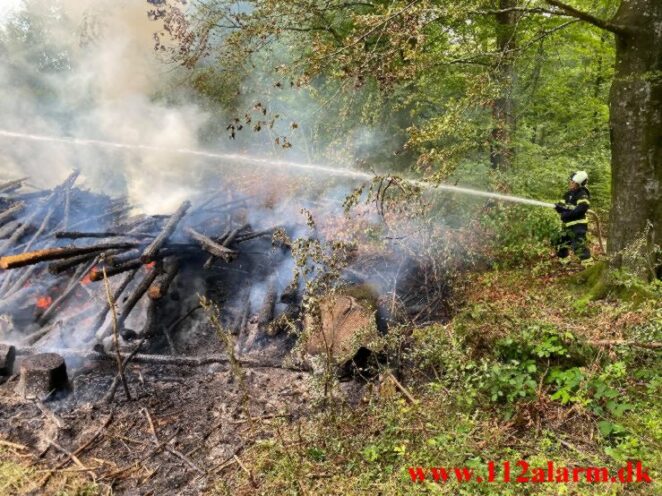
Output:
(213, 260), (661, 495)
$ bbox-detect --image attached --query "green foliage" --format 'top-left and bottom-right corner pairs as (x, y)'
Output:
(496, 324), (576, 362)
(481, 205), (560, 266)
(479, 359), (539, 404)
(153, 0), (615, 204)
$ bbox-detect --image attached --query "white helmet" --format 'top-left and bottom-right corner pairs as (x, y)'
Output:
(570, 170), (588, 186)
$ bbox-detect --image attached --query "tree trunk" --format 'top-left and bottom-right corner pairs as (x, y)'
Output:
(490, 0), (517, 170)
(607, 0), (662, 274)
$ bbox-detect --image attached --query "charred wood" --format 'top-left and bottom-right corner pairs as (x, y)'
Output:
(55, 231), (154, 240)
(13, 190), (51, 202)
(14, 347), (299, 369)
(192, 195), (255, 215)
(89, 259), (142, 281)
(0, 285), (38, 313)
(15, 353), (69, 398)
(48, 253), (99, 275)
(0, 220), (24, 239)
(0, 265), (41, 298)
(22, 206), (55, 253)
(203, 224), (248, 268)
(231, 293), (250, 336)
(234, 228), (278, 243)
(64, 205), (131, 233)
(38, 257), (99, 325)
(117, 266), (159, 328)
(105, 249), (141, 266)
(21, 323), (57, 346)
(91, 269), (139, 340)
(140, 200), (191, 263)
(257, 278), (277, 333)
(0, 202), (25, 226)
(0, 171), (79, 253)
(148, 258), (179, 300)
(0, 177), (28, 194)
(187, 228), (237, 261)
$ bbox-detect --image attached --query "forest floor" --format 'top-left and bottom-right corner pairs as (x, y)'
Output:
(0, 257), (660, 495)
(213, 258), (661, 495)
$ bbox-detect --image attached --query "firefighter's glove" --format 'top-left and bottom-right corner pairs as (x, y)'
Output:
(554, 203), (567, 213)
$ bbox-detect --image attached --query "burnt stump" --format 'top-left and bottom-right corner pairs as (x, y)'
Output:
(16, 353), (69, 399)
(0, 344), (16, 380)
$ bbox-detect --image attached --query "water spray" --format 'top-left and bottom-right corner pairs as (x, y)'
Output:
(0, 129), (555, 209)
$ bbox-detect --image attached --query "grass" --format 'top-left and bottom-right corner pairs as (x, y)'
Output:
(0, 447), (101, 495)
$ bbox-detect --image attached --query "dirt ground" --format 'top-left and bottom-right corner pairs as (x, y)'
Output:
(0, 327), (317, 495)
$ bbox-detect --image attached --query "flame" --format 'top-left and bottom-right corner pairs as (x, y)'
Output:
(36, 295), (52, 310)
(81, 266), (98, 285)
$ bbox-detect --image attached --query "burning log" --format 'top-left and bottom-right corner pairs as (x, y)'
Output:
(0, 242), (138, 270)
(0, 344), (15, 377)
(89, 259), (142, 281)
(15, 353), (69, 399)
(187, 228), (237, 261)
(38, 257), (100, 325)
(0, 201), (25, 226)
(48, 252), (101, 275)
(140, 200), (191, 263)
(148, 258), (179, 300)
(0, 177), (28, 194)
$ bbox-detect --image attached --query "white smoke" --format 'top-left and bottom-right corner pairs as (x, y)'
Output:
(0, 0), (210, 213)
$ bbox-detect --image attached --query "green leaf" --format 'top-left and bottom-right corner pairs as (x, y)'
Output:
(598, 420), (614, 436)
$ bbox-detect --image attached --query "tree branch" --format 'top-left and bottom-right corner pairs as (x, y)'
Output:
(545, 0), (628, 35)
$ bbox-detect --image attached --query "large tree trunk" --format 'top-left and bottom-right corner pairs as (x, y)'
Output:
(490, 0), (517, 170)
(608, 0), (662, 274)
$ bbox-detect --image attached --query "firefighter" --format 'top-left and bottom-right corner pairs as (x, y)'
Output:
(554, 171), (593, 266)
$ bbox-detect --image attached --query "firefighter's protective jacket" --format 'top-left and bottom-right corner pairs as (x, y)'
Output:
(559, 186), (590, 228)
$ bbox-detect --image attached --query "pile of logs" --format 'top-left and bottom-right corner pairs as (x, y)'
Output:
(0, 172), (284, 349)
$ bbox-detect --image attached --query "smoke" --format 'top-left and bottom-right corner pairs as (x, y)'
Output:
(0, 1), (475, 357)
(0, 0), (213, 212)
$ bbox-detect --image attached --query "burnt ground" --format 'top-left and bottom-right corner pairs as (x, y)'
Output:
(0, 322), (319, 495)
(0, 173), (455, 495)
